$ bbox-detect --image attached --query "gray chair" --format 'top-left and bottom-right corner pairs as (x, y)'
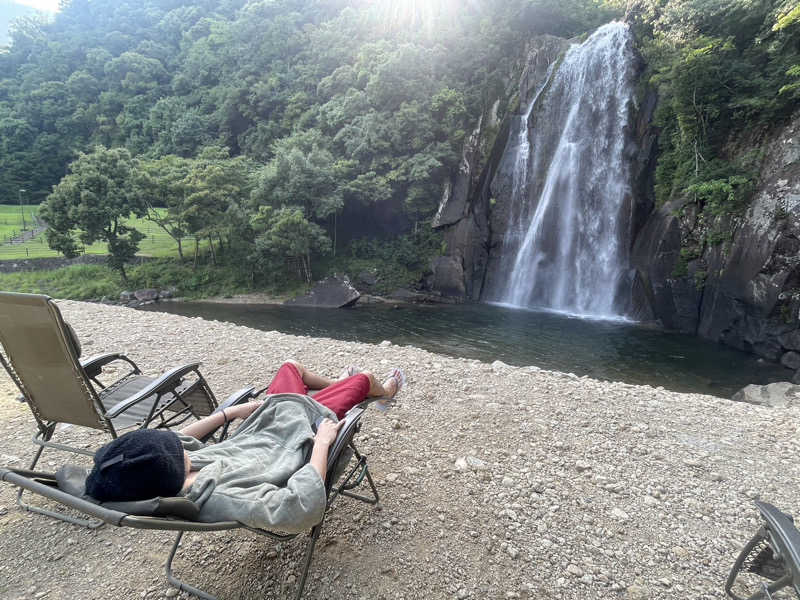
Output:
(726, 501), (800, 599)
(0, 291), (243, 524)
(0, 404), (379, 600)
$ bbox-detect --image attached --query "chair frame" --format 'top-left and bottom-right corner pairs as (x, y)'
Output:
(0, 292), (224, 525)
(726, 501), (800, 600)
(0, 404), (378, 600)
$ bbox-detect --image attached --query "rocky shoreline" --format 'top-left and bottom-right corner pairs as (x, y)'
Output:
(1, 300), (799, 599)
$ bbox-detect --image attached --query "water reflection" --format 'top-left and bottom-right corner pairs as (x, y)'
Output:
(140, 301), (792, 398)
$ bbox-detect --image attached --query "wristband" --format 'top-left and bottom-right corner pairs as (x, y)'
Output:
(221, 408), (229, 424)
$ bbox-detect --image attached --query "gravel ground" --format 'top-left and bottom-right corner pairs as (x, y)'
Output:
(1, 300), (799, 600)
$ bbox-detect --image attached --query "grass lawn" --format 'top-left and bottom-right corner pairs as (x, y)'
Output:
(0, 204), (40, 243)
(0, 208), (197, 260)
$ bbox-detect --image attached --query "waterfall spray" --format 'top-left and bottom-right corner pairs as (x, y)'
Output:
(490, 22), (637, 319)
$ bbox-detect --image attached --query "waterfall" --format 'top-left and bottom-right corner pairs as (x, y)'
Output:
(490, 22), (637, 319)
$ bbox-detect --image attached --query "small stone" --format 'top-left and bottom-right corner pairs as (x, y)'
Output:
(643, 496), (659, 506)
(466, 457), (488, 471)
(457, 589), (469, 599)
(671, 546), (689, 559)
(385, 473), (400, 482)
(501, 476), (514, 487)
(626, 584), (649, 599)
(165, 589), (179, 598)
(379, 340), (392, 347)
(611, 508), (629, 521)
(455, 457), (469, 472)
(566, 564), (584, 577)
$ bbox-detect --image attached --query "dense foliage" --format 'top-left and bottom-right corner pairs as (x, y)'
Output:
(627, 0), (800, 254)
(1, 0), (798, 291)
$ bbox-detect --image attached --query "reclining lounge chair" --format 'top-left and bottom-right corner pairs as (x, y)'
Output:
(0, 400), (379, 600)
(0, 291), (250, 524)
(726, 501), (800, 599)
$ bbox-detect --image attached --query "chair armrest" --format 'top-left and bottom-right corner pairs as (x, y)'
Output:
(215, 386), (258, 413)
(326, 408), (365, 474)
(80, 353), (140, 378)
(104, 363), (203, 419)
(199, 387), (258, 443)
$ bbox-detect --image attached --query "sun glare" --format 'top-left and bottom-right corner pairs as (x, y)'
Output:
(13, 0), (60, 13)
(371, 0), (483, 33)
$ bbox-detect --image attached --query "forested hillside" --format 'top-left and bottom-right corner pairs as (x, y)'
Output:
(0, 0), (797, 294)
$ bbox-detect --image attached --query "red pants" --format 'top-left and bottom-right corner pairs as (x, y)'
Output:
(267, 362), (370, 419)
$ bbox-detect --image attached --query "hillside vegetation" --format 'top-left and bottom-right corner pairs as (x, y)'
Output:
(0, 0), (797, 298)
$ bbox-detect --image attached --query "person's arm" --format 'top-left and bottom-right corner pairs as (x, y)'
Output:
(308, 419), (345, 484)
(179, 400), (263, 439)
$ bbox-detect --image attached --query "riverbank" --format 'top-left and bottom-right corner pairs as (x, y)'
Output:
(1, 301), (799, 599)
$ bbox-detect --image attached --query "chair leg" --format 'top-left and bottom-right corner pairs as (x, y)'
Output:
(166, 532), (219, 600)
(296, 516), (325, 600)
(16, 426), (103, 529)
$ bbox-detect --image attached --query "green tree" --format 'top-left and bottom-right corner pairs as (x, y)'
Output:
(40, 146), (144, 282)
(249, 205), (331, 283)
(135, 154), (194, 261)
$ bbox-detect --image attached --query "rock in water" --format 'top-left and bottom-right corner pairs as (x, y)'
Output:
(284, 276), (360, 308)
(731, 382), (800, 408)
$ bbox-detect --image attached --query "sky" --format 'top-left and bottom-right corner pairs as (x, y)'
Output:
(9, 0), (59, 12)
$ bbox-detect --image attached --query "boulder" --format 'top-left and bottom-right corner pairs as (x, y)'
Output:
(357, 270), (378, 287)
(430, 256), (466, 297)
(781, 351), (800, 371)
(134, 289), (159, 302)
(119, 291), (134, 302)
(779, 329), (800, 352)
(285, 276), (360, 308)
(731, 381), (800, 408)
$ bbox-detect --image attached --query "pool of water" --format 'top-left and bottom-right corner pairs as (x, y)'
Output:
(141, 301), (793, 398)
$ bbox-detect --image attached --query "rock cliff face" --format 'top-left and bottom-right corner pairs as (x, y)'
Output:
(432, 35), (571, 301)
(632, 114), (800, 378)
(432, 31), (656, 309)
(431, 31), (800, 378)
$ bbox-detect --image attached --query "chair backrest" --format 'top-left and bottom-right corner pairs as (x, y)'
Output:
(0, 292), (108, 431)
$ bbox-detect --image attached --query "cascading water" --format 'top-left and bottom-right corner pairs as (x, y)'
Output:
(489, 22), (637, 319)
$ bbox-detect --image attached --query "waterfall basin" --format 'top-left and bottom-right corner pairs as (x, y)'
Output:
(140, 301), (793, 399)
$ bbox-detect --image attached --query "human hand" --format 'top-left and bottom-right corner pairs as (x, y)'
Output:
(314, 418), (345, 446)
(227, 400), (263, 421)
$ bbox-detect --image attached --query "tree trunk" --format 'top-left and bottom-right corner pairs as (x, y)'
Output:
(119, 263), (128, 285)
(176, 237), (184, 261)
(193, 238), (199, 270)
(209, 236), (217, 265)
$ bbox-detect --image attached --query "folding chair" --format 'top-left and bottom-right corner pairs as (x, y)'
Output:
(0, 291), (247, 524)
(726, 501), (800, 599)
(0, 403), (379, 600)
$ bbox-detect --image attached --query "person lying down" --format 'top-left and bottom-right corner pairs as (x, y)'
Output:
(84, 361), (405, 533)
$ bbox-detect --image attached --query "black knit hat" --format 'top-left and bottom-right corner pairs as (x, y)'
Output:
(85, 429), (186, 502)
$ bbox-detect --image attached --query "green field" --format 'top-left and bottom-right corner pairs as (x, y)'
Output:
(0, 206), (196, 260)
(0, 204), (40, 243)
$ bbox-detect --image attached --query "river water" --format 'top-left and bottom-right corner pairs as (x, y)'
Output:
(141, 301), (792, 399)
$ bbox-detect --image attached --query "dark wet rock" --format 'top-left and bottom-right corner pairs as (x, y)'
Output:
(285, 276), (360, 308)
(430, 256), (466, 298)
(357, 271), (378, 287)
(120, 291), (134, 303)
(781, 351), (800, 371)
(134, 289), (159, 302)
